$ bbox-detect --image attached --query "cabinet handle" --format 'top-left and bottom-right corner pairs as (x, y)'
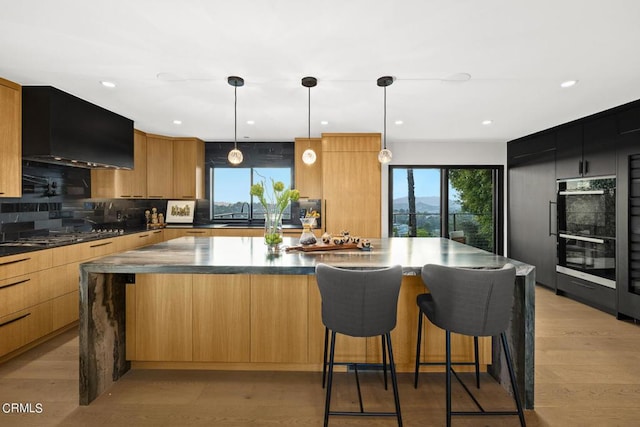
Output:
(0, 312), (30, 328)
(152, 231), (162, 235)
(0, 257), (31, 267)
(186, 231), (205, 234)
(578, 160), (583, 175)
(570, 280), (595, 290)
(133, 195), (144, 198)
(548, 201), (557, 236)
(0, 278), (30, 290)
(323, 200), (327, 233)
(120, 195), (132, 198)
(138, 234), (150, 238)
(89, 242), (113, 248)
(584, 160), (589, 175)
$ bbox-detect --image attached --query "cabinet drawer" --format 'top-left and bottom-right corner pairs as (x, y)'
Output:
(52, 290), (79, 330)
(0, 300), (52, 357)
(0, 250), (52, 280)
(556, 273), (616, 313)
(0, 270), (52, 318)
(50, 238), (117, 265)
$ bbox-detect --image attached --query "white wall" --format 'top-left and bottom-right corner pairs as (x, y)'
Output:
(380, 140), (508, 251)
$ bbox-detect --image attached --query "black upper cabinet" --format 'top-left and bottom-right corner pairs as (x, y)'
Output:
(617, 105), (640, 135)
(555, 115), (617, 179)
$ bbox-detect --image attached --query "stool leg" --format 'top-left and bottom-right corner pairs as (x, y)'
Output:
(501, 332), (526, 427)
(385, 332), (403, 427)
(324, 331), (337, 427)
(414, 310), (424, 388)
(446, 330), (452, 427)
(474, 336), (480, 389)
(322, 327), (328, 388)
(382, 335), (388, 390)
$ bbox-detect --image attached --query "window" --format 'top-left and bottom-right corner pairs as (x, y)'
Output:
(389, 166), (503, 254)
(206, 142), (294, 223)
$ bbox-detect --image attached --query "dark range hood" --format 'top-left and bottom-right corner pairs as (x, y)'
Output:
(22, 86), (134, 169)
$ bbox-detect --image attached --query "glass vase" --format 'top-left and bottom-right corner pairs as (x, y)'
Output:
(264, 212), (283, 252)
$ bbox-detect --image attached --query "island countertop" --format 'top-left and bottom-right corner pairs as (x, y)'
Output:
(80, 236), (534, 276)
(79, 236), (535, 409)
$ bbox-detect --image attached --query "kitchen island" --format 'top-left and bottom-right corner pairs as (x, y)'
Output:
(79, 236), (535, 408)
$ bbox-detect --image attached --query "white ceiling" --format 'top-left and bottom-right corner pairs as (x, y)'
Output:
(2, 0), (640, 145)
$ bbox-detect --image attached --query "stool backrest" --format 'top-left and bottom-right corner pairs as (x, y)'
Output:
(421, 263), (516, 337)
(315, 264), (403, 337)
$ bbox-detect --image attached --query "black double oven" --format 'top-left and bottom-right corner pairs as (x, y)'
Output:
(556, 176), (616, 289)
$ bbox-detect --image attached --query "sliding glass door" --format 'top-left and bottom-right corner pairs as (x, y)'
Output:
(390, 166), (503, 254)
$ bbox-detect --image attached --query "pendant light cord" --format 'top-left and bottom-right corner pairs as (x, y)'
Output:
(308, 86), (311, 140)
(234, 85), (238, 149)
(383, 85), (387, 149)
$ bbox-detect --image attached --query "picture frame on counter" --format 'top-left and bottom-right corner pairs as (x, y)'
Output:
(166, 200), (196, 224)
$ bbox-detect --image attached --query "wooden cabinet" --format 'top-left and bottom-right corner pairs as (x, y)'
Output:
(294, 137), (323, 199)
(0, 78), (21, 198)
(193, 274), (250, 362)
(146, 134), (174, 199)
(173, 137), (204, 199)
(507, 131), (558, 290)
(322, 133), (381, 237)
(115, 230), (164, 252)
(556, 116), (617, 179)
(92, 130), (147, 198)
(133, 274), (192, 361)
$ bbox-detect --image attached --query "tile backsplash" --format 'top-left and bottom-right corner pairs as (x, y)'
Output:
(0, 161), (193, 242)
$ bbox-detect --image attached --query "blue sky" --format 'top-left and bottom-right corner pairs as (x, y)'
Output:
(214, 167), (291, 204)
(392, 168), (442, 198)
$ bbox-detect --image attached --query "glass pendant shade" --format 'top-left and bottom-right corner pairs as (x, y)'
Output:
(228, 148), (243, 165)
(378, 148), (393, 164)
(302, 148), (317, 165)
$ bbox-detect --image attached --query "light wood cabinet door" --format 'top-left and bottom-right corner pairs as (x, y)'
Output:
(294, 138), (323, 199)
(134, 274), (192, 361)
(0, 78), (21, 198)
(193, 274), (250, 362)
(173, 137), (204, 199)
(250, 275), (309, 363)
(91, 130), (147, 198)
(322, 133), (381, 238)
(146, 135), (174, 199)
(0, 250), (52, 281)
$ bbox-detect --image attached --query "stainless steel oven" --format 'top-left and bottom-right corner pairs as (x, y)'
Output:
(556, 176), (616, 288)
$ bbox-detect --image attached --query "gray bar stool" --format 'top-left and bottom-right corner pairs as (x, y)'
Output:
(418, 263), (526, 427)
(315, 263), (403, 427)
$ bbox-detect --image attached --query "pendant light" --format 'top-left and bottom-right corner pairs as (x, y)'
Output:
(377, 76), (394, 164)
(301, 76), (317, 165)
(227, 76), (244, 165)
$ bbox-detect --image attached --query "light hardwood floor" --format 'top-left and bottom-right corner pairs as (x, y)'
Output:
(1, 286), (639, 426)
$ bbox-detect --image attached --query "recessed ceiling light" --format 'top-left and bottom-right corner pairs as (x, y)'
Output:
(560, 80), (578, 88)
(100, 81), (116, 88)
(320, 121), (329, 125)
(482, 120), (493, 125)
(394, 120), (403, 125)
(173, 120), (182, 125)
(246, 120), (255, 125)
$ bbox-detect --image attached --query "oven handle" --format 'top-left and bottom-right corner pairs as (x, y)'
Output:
(558, 190), (605, 195)
(558, 233), (605, 244)
(548, 201), (557, 236)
